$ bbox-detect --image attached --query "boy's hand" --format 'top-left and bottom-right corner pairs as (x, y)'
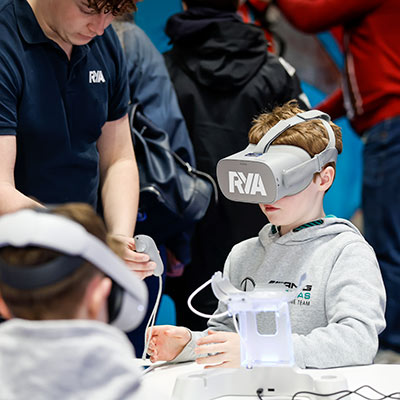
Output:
(147, 325), (191, 362)
(195, 330), (241, 369)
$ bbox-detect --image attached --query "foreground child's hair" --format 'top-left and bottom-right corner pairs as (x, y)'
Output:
(0, 203), (123, 320)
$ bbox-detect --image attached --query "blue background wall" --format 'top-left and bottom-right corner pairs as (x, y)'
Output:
(135, 0), (182, 53)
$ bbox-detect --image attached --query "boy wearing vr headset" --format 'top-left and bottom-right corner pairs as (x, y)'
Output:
(0, 203), (165, 399)
(147, 101), (386, 369)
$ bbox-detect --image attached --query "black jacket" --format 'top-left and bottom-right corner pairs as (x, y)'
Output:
(164, 7), (309, 328)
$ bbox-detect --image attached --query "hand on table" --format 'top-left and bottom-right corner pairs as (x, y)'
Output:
(195, 330), (241, 369)
(110, 234), (157, 279)
(147, 325), (191, 363)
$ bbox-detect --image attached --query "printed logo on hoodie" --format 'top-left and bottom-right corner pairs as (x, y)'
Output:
(240, 277), (313, 306)
(269, 280), (313, 306)
(240, 277), (256, 291)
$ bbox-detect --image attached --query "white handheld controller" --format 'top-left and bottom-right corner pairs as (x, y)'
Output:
(134, 235), (164, 277)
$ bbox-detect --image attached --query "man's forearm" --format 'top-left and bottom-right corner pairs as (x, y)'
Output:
(100, 158), (139, 237)
(0, 183), (44, 215)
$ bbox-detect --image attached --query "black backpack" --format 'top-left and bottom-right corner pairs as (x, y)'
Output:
(129, 103), (217, 243)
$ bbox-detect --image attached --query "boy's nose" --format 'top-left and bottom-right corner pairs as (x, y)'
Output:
(88, 13), (114, 36)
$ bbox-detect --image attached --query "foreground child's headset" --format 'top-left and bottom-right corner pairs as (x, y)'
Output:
(216, 110), (338, 204)
(0, 209), (148, 332)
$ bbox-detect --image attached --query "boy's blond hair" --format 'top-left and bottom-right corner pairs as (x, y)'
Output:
(0, 203), (123, 320)
(249, 101), (343, 173)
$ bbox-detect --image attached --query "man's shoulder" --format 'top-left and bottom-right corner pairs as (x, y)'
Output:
(0, 0), (19, 46)
(0, 0), (16, 27)
(0, 0), (13, 14)
(0, 0), (22, 85)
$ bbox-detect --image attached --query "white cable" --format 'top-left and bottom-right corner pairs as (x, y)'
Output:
(187, 277), (230, 320)
(142, 276), (162, 359)
(142, 275), (163, 359)
(232, 313), (240, 334)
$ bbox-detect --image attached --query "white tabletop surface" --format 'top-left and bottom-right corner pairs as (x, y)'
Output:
(140, 360), (400, 400)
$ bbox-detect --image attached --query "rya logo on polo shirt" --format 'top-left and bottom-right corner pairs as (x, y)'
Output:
(89, 70), (106, 83)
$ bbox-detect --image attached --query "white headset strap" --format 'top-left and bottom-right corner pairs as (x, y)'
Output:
(0, 210), (141, 297)
(253, 110), (335, 154)
(282, 119), (338, 187)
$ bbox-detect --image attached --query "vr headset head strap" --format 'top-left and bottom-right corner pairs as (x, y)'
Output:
(251, 110), (338, 188)
(0, 209), (147, 331)
(282, 118), (338, 188)
(253, 110), (334, 154)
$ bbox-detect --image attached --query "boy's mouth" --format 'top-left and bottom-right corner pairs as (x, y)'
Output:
(262, 205), (279, 212)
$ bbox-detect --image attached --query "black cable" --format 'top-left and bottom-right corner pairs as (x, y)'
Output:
(257, 388), (264, 399)
(291, 385), (400, 400)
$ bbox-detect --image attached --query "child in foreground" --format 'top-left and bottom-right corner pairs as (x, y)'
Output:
(0, 203), (166, 399)
(147, 101), (386, 369)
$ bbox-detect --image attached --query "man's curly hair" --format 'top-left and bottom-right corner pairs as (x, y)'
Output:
(87, 0), (138, 16)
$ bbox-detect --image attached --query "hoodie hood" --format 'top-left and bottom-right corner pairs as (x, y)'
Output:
(165, 7), (268, 90)
(0, 319), (143, 400)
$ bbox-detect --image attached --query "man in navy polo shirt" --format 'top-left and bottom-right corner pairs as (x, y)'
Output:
(0, 0), (156, 279)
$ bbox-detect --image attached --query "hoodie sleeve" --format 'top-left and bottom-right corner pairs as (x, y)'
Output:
(292, 240), (386, 368)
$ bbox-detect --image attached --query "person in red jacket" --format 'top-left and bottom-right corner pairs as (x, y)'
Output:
(237, 0), (275, 53)
(275, 0), (400, 357)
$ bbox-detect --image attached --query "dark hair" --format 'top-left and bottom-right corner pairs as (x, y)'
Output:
(184, 0), (239, 11)
(87, 0), (138, 16)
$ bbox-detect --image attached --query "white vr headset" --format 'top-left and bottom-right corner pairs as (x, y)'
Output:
(216, 110), (338, 204)
(0, 209), (148, 332)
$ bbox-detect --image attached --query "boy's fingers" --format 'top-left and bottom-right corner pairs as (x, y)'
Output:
(196, 352), (226, 365)
(150, 355), (158, 363)
(197, 333), (226, 345)
(195, 343), (223, 355)
(146, 328), (159, 339)
(204, 362), (227, 369)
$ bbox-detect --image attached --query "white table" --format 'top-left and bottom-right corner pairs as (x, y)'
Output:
(141, 361), (400, 400)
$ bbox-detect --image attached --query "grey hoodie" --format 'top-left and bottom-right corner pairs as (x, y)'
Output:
(0, 319), (163, 400)
(176, 217), (386, 368)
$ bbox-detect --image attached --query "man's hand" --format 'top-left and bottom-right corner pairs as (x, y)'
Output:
(195, 330), (241, 369)
(110, 234), (157, 279)
(147, 325), (191, 362)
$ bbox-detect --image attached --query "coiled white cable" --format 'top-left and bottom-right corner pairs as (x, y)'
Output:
(187, 277), (230, 320)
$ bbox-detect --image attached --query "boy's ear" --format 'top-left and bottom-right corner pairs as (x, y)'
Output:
(85, 275), (112, 322)
(318, 166), (335, 192)
(0, 295), (12, 320)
